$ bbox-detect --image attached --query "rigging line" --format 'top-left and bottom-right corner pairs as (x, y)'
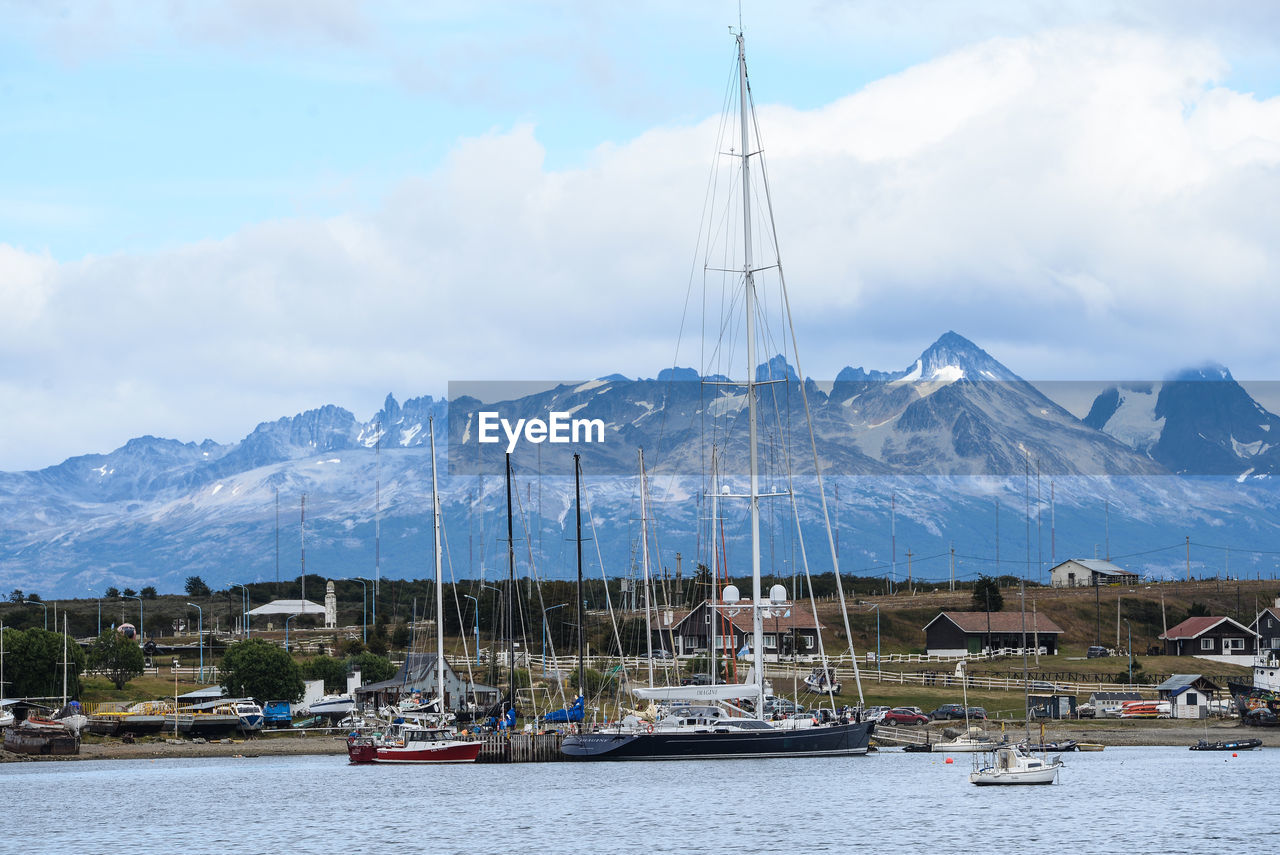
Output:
(744, 91), (863, 709)
(582, 472), (631, 713)
(439, 509), (476, 706)
(1195, 542), (1280, 556)
(511, 470), (567, 715)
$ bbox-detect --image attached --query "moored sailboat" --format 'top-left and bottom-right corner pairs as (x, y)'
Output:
(562, 27), (873, 761)
(347, 418), (480, 764)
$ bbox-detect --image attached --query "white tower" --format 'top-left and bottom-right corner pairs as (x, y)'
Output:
(324, 580), (337, 629)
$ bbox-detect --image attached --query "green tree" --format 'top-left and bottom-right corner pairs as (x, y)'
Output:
(223, 639), (304, 702)
(391, 622), (411, 650)
(351, 651), (395, 685)
(185, 576), (212, 598)
(8, 589), (22, 603)
(122, 587), (137, 597)
(88, 628), (145, 690)
(972, 575), (1004, 612)
(302, 655), (349, 693)
(105, 586), (120, 598)
(140, 586), (158, 600)
(3, 627), (86, 697)
(1187, 602), (1210, 618)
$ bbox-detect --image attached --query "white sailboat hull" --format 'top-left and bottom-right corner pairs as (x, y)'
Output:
(970, 765), (1060, 785)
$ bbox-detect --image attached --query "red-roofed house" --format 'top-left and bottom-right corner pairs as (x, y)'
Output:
(650, 600), (823, 661)
(1159, 616), (1258, 658)
(924, 611), (1065, 657)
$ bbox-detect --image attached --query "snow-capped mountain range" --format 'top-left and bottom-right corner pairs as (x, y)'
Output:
(4, 332), (1279, 597)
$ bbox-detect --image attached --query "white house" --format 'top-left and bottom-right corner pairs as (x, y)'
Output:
(1156, 674), (1219, 720)
(1049, 559), (1141, 588)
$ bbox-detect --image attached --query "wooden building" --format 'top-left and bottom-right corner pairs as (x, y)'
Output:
(1159, 616), (1258, 659)
(1048, 559), (1140, 588)
(1087, 691), (1143, 717)
(1249, 597), (1280, 653)
(650, 600), (823, 661)
(355, 652), (498, 713)
(923, 611), (1064, 657)
(1155, 674), (1220, 719)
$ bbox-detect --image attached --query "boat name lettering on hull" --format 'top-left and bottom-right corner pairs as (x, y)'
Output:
(477, 412), (605, 453)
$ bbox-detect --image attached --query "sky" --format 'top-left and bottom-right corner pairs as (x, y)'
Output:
(3, 1), (1280, 472)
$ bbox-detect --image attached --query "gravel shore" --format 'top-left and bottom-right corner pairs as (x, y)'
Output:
(2, 732), (349, 762)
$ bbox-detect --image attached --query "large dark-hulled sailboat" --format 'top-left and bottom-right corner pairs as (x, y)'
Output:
(561, 28), (873, 761)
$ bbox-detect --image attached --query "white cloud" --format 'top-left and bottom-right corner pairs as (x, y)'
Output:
(5, 26), (1280, 470)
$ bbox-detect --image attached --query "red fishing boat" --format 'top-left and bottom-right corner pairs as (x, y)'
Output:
(347, 722), (481, 764)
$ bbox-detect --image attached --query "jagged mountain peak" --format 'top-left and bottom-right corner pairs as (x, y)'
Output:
(906, 331), (1021, 383)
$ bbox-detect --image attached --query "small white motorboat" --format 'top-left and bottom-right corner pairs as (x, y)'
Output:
(970, 744), (1063, 785)
(307, 695), (356, 719)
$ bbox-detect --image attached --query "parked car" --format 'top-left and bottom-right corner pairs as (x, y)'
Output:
(1028, 681), (1057, 693)
(680, 673), (712, 686)
(1086, 645), (1110, 659)
(966, 706), (987, 720)
(883, 707), (930, 726)
(651, 649), (674, 660)
(762, 696), (806, 717)
(928, 703), (967, 720)
(864, 705), (892, 722)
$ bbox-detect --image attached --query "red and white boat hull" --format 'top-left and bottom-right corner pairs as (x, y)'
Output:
(347, 734), (481, 764)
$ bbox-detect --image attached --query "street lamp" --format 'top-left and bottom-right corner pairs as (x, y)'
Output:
(186, 602), (203, 683)
(543, 604), (567, 676)
(350, 577), (369, 644)
(463, 594), (480, 665)
(1123, 618), (1133, 684)
(122, 593), (143, 641)
(232, 584), (249, 638)
(285, 613), (298, 652)
(24, 600), (48, 631)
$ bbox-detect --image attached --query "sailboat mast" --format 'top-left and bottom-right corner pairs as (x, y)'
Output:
(574, 453), (585, 710)
(429, 418), (445, 707)
(709, 449), (719, 685)
(640, 448), (654, 686)
(505, 453), (516, 712)
(62, 613), (68, 707)
(736, 30), (765, 715)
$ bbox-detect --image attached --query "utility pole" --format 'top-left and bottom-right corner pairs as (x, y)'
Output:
(1186, 535), (1191, 582)
(949, 544), (956, 592)
(907, 549), (913, 594)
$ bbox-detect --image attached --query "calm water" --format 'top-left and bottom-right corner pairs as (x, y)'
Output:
(4, 747), (1275, 854)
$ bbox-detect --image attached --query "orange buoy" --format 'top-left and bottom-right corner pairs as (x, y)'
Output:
(1233, 753), (1238, 757)
(945, 757), (954, 764)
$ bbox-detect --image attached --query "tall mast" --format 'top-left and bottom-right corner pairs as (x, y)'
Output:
(62, 613), (69, 707)
(640, 448), (654, 686)
(300, 494), (306, 603)
(429, 418), (445, 707)
(736, 29), (765, 715)
(574, 453), (585, 709)
(709, 448), (719, 685)
(504, 453), (516, 713)
(376, 431), (382, 597)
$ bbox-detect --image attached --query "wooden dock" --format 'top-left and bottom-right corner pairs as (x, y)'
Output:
(476, 732), (567, 763)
